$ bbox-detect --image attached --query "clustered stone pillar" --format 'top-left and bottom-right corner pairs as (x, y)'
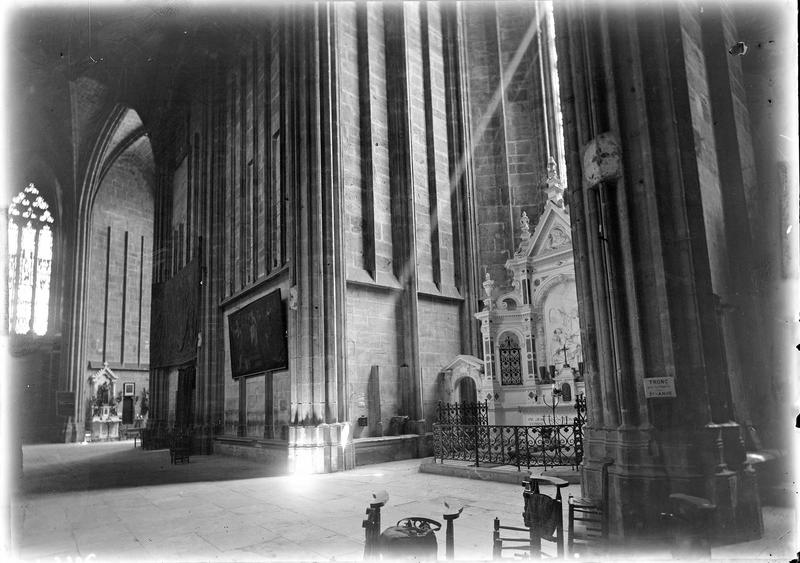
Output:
(285, 3), (354, 473)
(554, 1), (762, 542)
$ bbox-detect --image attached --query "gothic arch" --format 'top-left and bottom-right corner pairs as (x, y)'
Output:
(65, 102), (155, 431)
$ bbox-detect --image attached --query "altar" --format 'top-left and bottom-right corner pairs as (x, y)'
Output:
(87, 363), (122, 442)
(91, 420), (120, 441)
(470, 158), (585, 426)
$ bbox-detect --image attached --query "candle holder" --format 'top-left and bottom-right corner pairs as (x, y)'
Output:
(542, 385), (562, 425)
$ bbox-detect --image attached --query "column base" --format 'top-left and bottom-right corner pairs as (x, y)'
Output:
(582, 424), (764, 544)
(288, 422), (356, 474)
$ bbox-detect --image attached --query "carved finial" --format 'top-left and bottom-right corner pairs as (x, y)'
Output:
(545, 156), (564, 208)
(520, 211), (531, 241)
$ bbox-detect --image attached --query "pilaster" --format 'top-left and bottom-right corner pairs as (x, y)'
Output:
(383, 3), (424, 424)
(286, 4), (352, 469)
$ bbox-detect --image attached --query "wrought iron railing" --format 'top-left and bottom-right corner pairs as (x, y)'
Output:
(574, 394), (587, 427)
(433, 422), (582, 470)
(436, 400), (489, 426)
(433, 394), (588, 470)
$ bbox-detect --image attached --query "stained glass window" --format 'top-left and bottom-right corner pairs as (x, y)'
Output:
(8, 183), (54, 335)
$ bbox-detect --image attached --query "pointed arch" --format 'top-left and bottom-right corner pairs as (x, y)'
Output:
(64, 103), (155, 427)
(7, 183), (55, 335)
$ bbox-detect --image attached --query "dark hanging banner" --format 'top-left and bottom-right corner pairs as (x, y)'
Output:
(228, 289), (288, 378)
(150, 258), (200, 369)
(56, 391), (75, 417)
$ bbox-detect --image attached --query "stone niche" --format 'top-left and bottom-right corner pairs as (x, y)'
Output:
(438, 355), (486, 403)
(86, 362), (121, 441)
(474, 159), (584, 426)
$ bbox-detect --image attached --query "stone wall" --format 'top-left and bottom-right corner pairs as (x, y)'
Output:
(345, 286), (401, 437)
(418, 298), (462, 427)
(86, 150), (154, 370)
(142, 3), (478, 464)
(11, 337), (62, 443)
(339, 1), (471, 437)
(461, 2), (558, 284)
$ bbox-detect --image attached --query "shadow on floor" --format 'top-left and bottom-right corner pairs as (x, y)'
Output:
(18, 443), (286, 495)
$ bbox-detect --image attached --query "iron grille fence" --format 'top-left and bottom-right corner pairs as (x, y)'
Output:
(574, 394), (587, 426)
(436, 400), (489, 425)
(432, 394), (587, 470)
(573, 394), (586, 464)
(433, 422), (582, 470)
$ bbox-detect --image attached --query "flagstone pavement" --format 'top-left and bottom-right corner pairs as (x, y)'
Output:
(7, 440), (795, 562)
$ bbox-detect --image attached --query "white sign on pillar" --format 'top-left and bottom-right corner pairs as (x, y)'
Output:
(643, 377), (677, 399)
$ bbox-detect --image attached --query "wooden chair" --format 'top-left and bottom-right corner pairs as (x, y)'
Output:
(492, 476), (568, 559)
(169, 432), (191, 464)
(568, 457), (613, 556)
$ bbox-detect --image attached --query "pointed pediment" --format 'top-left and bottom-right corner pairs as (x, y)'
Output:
(528, 201), (572, 259)
(89, 362), (117, 384)
(440, 355), (485, 373)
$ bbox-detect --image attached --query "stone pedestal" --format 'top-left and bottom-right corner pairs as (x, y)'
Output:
(287, 422), (356, 474)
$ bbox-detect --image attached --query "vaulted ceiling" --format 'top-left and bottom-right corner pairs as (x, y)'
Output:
(7, 2), (265, 218)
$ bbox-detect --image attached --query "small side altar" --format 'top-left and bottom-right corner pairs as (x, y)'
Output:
(87, 363), (121, 442)
(91, 406), (120, 441)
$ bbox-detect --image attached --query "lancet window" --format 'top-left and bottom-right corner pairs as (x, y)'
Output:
(7, 183), (54, 335)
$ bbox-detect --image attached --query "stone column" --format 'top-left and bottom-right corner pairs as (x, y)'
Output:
(286, 4), (354, 473)
(193, 61), (228, 454)
(554, 1), (758, 541)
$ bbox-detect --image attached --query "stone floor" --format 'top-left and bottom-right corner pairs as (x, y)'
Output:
(8, 441), (797, 562)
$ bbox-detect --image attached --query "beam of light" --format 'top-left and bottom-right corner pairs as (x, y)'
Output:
(404, 8), (547, 294)
(445, 9), (544, 219)
(287, 446), (318, 491)
(384, 8), (548, 428)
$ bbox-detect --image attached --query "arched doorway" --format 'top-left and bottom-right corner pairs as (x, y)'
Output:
(456, 376), (477, 404)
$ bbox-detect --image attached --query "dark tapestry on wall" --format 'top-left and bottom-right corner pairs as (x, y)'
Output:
(228, 289), (287, 378)
(150, 258), (200, 368)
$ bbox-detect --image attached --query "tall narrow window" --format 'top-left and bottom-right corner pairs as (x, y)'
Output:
(8, 183), (54, 335)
